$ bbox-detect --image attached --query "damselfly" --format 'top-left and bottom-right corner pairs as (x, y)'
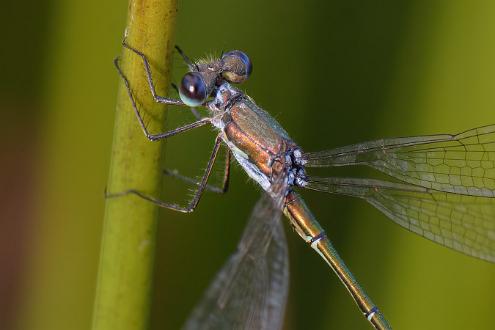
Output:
(112, 41), (495, 330)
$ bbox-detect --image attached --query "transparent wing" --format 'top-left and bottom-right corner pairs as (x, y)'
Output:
(304, 177), (495, 262)
(183, 192), (289, 330)
(303, 125), (495, 197)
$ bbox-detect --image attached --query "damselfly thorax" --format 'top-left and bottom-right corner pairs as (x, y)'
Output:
(207, 83), (305, 194)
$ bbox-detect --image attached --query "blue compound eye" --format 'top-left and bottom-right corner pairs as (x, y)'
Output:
(179, 72), (207, 106)
(221, 50), (252, 83)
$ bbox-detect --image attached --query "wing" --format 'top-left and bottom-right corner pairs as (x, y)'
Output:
(303, 125), (495, 197)
(304, 176), (495, 262)
(183, 192), (289, 330)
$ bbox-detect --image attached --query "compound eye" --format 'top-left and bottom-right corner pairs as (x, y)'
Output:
(221, 50), (252, 83)
(179, 72), (207, 106)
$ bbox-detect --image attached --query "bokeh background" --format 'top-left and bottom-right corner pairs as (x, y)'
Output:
(2, 0), (495, 329)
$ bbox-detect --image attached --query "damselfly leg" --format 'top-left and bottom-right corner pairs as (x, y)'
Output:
(174, 45), (199, 71)
(107, 135), (222, 213)
(113, 57), (210, 141)
(109, 44), (220, 213)
(121, 40), (184, 106)
(164, 149), (231, 194)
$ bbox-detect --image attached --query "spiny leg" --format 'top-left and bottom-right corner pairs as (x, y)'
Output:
(189, 107), (202, 120)
(175, 45), (199, 71)
(123, 39), (202, 119)
(164, 149), (231, 194)
(121, 40), (184, 106)
(107, 136), (223, 213)
(114, 57), (210, 141)
(218, 149), (231, 193)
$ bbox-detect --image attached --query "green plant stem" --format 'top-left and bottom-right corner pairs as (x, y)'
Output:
(92, 1), (177, 329)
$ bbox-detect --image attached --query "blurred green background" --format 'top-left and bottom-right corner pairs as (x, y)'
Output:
(2, 0), (495, 329)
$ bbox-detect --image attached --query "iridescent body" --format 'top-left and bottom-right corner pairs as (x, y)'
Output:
(205, 80), (389, 328)
(114, 42), (495, 330)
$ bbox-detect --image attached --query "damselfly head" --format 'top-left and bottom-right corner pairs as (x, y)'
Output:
(178, 50), (252, 106)
(221, 50), (252, 84)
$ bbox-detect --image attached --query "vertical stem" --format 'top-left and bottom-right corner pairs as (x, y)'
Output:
(92, 1), (177, 329)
